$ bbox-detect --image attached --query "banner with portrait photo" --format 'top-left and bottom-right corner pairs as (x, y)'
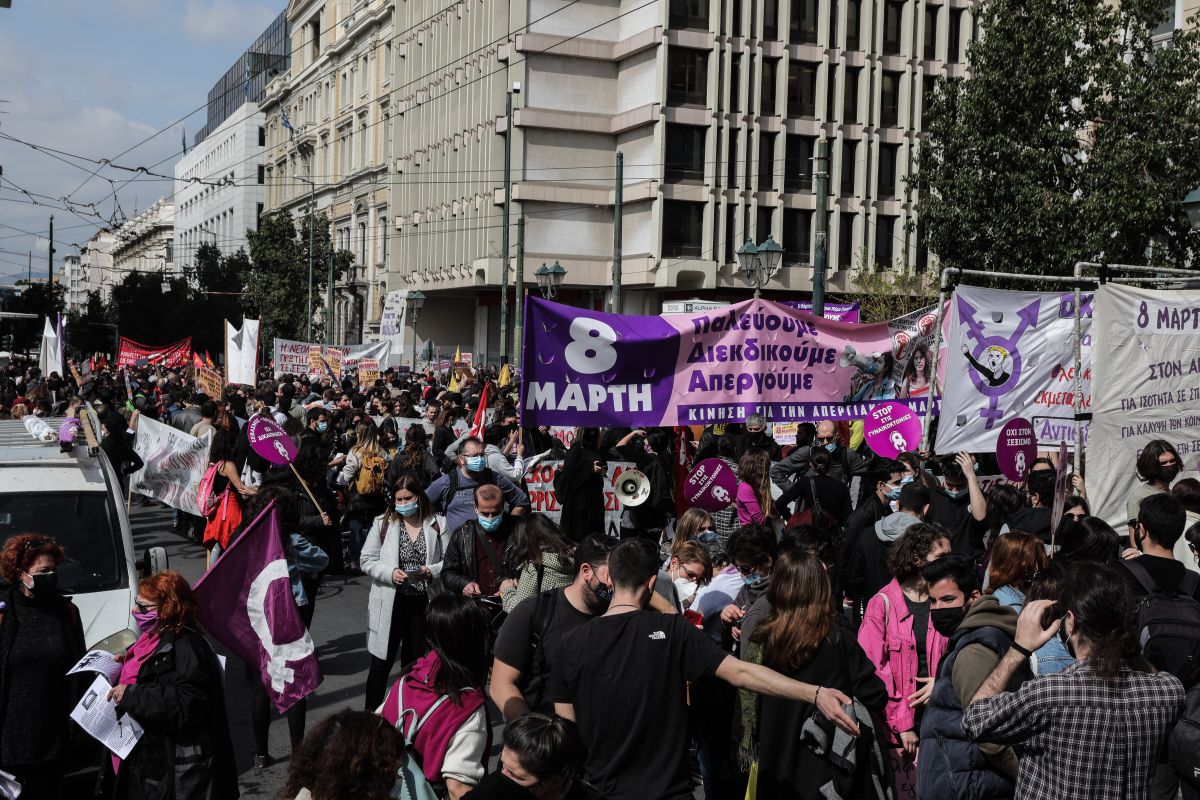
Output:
(1087, 284), (1200, 527)
(934, 286), (1092, 453)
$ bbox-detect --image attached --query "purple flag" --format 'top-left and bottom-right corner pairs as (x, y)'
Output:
(193, 503), (322, 713)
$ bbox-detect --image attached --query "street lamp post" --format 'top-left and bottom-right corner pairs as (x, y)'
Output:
(535, 261), (566, 300)
(736, 234), (784, 298)
(407, 290), (426, 368)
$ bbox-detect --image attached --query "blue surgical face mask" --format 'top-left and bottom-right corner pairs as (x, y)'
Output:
(901, 475), (914, 485)
(887, 485), (902, 500)
(395, 501), (419, 517)
(477, 513), (502, 532)
(825, 442), (837, 452)
(316, 421), (328, 433)
(944, 486), (968, 499)
(743, 572), (765, 587)
(466, 455), (487, 472)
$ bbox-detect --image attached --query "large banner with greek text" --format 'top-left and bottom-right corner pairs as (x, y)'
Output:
(521, 297), (944, 427)
(128, 416), (213, 515)
(272, 338), (391, 377)
(1087, 284), (1200, 527)
(116, 336), (193, 369)
(934, 287), (1092, 453)
(524, 460), (634, 539)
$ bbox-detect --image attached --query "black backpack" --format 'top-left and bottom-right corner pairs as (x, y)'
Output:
(522, 588), (561, 713)
(1121, 559), (1200, 679)
(1170, 682), (1200, 789)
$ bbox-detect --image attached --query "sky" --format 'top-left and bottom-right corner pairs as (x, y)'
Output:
(0, 0), (283, 285)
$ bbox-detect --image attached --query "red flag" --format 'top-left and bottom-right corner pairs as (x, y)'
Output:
(193, 503), (323, 713)
(192, 352), (204, 370)
(469, 382), (490, 439)
(204, 351), (215, 369)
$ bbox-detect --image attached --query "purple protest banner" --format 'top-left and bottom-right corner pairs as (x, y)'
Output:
(863, 401), (922, 458)
(521, 296), (945, 427)
(685, 458), (738, 512)
(194, 503), (322, 713)
(995, 417), (1038, 482)
(247, 415), (297, 466)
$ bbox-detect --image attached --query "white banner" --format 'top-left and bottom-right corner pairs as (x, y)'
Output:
(1087, 284), (1200, 527)
(524, 460), (634, 539)
(936, 287), (1091, 453)
(273, 338), (392, 377)
(225, 319), (259, 386)
(38, 315), (63, 377)
(129, 416), (213, 516)
(380, 290), (408, 337)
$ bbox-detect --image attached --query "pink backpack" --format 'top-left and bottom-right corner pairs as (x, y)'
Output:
(196, 461), (223, 517)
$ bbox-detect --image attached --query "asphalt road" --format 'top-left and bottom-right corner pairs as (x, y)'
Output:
(129, 504), (377, 799)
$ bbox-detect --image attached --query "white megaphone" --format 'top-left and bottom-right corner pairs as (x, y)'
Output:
(615, 469), (651, 507)
(838, 344), (875, 371)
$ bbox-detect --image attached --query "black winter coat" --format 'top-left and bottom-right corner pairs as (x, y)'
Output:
(557, 445), (606, 542)
(114, 628), (238, 800)
(440, 517), (518, 595)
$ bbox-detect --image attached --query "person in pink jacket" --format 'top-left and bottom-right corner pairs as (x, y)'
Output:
(857, 522), (952, 800)
(735, 450), (775, 527)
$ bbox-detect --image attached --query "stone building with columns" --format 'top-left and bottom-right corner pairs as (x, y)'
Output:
(260, 0), (394, 345)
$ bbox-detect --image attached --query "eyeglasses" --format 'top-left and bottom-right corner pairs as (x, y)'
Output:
(134, 599), (157, 613)
(677, 564), (702, 582)
(697, 525), (715, 532)
(815, 435), (836, 443)
(736, 563), (759, 575)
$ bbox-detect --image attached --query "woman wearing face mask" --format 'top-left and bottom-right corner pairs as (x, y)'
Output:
(107, 570), (237, 800)
(361, 471), (449, 711)
(0, 534), (85, 800)
(1125, 438), (1182, 528)
(856, 524), (953, 800)
(655, 540), (713, 613)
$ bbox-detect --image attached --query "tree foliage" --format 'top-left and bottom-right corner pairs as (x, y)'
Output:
(1, 282), (67, 353)
(65, 290), (115, 356)
(244, 210), (352, 344)
(915, 0), (1200, 276)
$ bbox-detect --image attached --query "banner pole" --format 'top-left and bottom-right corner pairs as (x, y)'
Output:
(919, 267), (953, 454)
(288, 462), (324, 516)
(1072, 262), (1085, 477)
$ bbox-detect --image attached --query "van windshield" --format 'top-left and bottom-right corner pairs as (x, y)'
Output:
(0, 492), (128, 593)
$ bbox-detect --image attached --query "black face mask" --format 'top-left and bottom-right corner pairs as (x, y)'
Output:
(1160, 465), (1181, 484)
(931, 606), (966, 637)
(25, 571), (58, 597)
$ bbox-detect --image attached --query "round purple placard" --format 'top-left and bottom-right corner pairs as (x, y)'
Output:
(996, 417), (1038, 482)
(685, 458), (738, 512)
(863, 401), (922, 459)
(247, 415), (298, 466)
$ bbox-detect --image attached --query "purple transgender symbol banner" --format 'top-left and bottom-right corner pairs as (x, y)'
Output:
(247, 415), (298, 466)
(194, 503), (323, 713)
(521, 296), (945, 427)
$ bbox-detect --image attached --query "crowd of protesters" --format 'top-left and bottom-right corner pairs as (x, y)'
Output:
(0, 353), (1199, 800)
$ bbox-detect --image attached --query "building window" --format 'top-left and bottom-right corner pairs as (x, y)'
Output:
(308, 17), (321, 62)
(1153, 0), (1177, 38)
(843, 66), (860, 122)
(756, 205), (773, 244)
(922, 76), (937, 127)
(924, 6), (938, 60)
(875, 215), (896, 267)
(666, 124), (706, 182)
(257, 165), (265, 185)
(726, 204), (738, 263)
(731, 0), (742, 36)
(883, 1), (903, 55)
(826, 67), (838, 120)
(881, 71), (901, 126)
(668, 48), (708, 105)
(758, 132), (777, 188)
(257, 203), (264, 227)
(787, 62), (817, 117)
(841, 140), (857, 195)
(670, 0), (709, 30)
(783, 208), (811, 263)
(846, 0), (861, 49)
(948, 9), (963, 63)
(830, 0), (838, 46)
(377, 213), (388, 262)
(730, 57), (741, 111)
(763, 0), (779, 39)
(382, 107), (391, 157)
(916, 222), (928, 271)
(761, 58), (778, 114)
(258, 126), (266, 147)
(727, 129), (739, 185)
(838, 212), (854, 266)
(790, 0), (818, 44)
(878, 143), (899, 198)
(785, 135), (815, 192)
(663, 201), (704, 256)
(358, 221), (367, 265)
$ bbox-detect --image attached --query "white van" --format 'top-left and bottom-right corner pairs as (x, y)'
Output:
(0, 415), (167, 652)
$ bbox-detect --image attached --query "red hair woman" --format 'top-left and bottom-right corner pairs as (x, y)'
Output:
(0, 533), (86, 800)
(107, 570), (237, 800)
